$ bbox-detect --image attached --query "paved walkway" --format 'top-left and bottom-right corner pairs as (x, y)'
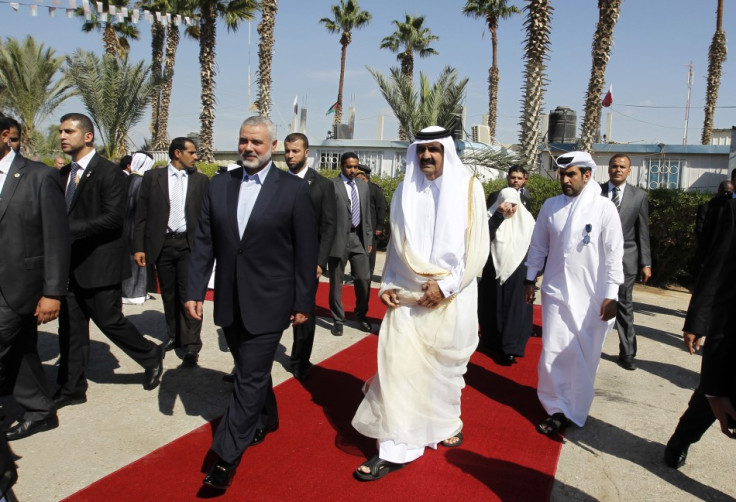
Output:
(4, 253), (735, 501)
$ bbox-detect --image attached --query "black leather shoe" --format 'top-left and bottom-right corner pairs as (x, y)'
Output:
(182, 352), (199, 367)
(331, 324), (343, 336)
(163, 338), (175, 351)
(53, 392), (87, 409)
(143, 345), (165, 390)
(203, 459), (237, 491)
(250, 422), (279, 446)
(664, 437), (689, 469)
(357, 319), (372, 333)
(6, 415), (59, 441)
(222, 368), (236, 383)
(293, 365), (311, 382)
(618, 355), (637, 371)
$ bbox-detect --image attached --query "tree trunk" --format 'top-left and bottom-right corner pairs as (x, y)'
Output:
(579, 0), (622, 152)
(154, 24), (179, 151)
(702, 0), (726, 145)
(199, 5), (217, 164)
(518, 0), (553, 167)
(335, 32), (351, 127)
(103, 22), (121, 58)
(488, 25), (499, 142)
(256, 0), (277, 117)
(150, 20), (165, 150)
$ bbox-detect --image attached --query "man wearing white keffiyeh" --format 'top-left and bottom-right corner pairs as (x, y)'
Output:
(524, 151), (624, 436)
(351, 126), (490, 481)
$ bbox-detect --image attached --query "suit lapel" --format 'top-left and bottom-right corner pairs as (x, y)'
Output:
(335, 177), (350, 212)
(0, 155), (25, 223)
(227, 167), (244, 241)
(68, 153), (97, 213)
(242, 164), (281, 241)
(156, 168), (170, 212)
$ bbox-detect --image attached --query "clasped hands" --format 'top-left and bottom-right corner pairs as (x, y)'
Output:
(380, 280), (444, 309)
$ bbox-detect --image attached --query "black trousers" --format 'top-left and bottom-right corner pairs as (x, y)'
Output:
(615, 273), (638, 357)
(290, 278), (318, 372)
(156, 238), (202, 353)
(57, 279), (159, 397)
(328, 232), (370, 324)
(0, 293), (54, 421)
(212, 311), (281, 464)
(670, 386), (715, 446)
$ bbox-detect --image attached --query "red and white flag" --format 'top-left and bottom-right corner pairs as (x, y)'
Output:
(602, 85), (613, 107)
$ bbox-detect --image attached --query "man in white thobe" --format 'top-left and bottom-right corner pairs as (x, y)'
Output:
(524, 151), (624, 435)
(351, 126), (489, 481)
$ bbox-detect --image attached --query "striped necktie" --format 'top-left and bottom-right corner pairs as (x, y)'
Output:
(66, 162), (81, 209)
(611, 186), (620, 209)
(349, 180), (360, 228)
(167, 170), (186, 232)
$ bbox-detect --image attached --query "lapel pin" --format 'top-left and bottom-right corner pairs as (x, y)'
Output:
(14, 173), (20, 177)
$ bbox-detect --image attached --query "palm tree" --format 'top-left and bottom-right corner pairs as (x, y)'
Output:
(196, 0), (258, 163)
(518, 0), (553, 167)
(379, 14), (439, 82)
(462, 0), (520, 143)
(65, 50), (158, 158)
(319, 0), (372, 126)
(0, 36), (74, 155)
(578, 0), (622, 152)
(145, 0), (199, 151)
(256, 0), (278, 117)
(368, 65), (468, 141)
(76, 0), (140, 58)
(701, 0), (727, 145)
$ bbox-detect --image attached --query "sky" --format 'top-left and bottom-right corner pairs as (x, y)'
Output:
(1, 0), (735, 152)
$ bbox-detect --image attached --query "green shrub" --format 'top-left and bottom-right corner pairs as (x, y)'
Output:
(196, 163), (220, 178)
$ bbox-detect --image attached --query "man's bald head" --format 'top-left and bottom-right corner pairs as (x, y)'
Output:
(718, 180), (734, 197)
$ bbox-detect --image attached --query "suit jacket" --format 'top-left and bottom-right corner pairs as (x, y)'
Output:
(61, 153), (128, 288)
(303, 168), (337, 271)
(187, 164), (318, 334)
(486, 189), (531, 211)
(684, 198), (736, 400)
(367, 182), (387, 233)
(329, 176), (373, 258)
(600, 182), (652, 276)
(133, 166), (210, 260)
(0, 154), (70, 314)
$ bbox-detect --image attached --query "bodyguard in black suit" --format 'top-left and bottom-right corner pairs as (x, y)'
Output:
(601, 154), (652, 371)
(55, 113), (164, 408)
(133, 138), (209, 366)
(0, 117), (69, 440)
(283, 133), (336, 381)
(328, 153), (373, 336)
(486, 165), (531, 210)
(665, 197), (736, 469)
(185, 117), (317, 491)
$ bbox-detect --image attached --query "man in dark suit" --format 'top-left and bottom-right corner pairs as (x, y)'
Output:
(600, 154), (652, 371)
(55, 113), (164, 408)
(133, 138), (209, 366)
(486, 165), (531, 210)
(185, 116), (317, 491)
(283, 132), (336, 381)
(0, 117), (69, 440)
(356, 165), (386, 280)
(664, 197), (736, 468)
(328, 152), (373, 336)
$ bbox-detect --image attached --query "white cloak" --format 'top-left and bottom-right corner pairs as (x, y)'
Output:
(351, 177), (489, 449)
(525, 184), (624, 426)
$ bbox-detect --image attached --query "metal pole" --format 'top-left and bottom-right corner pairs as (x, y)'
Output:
(683, 61), (693, 145)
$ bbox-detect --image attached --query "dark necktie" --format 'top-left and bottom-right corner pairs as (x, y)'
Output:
(611, 186), (620, 209)
(66, 162), (81, 209)
(349, 180), (360, 228)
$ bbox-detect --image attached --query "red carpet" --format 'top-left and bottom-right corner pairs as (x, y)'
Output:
(66, 286), (559, 501)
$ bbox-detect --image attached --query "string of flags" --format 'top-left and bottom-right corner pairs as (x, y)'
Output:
(0, 0), (198, 26)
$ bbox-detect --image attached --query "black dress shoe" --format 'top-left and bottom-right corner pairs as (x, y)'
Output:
(293, 366), (311, 382)
(163, 339), (175, 351)
(331, 324), (343, 336)
(53, 392), (87, 409)
(222, 368), (236, 383)
(143, 345), (165, 390)
(664, 437), (689, 469)
(182, 352), (199, 367)
(250, 422), (279, 446)
(356, 319), (372, 332)
(203, 459), (237, 491)
(618, 355), (637, 371)
(6, 415), (59, 441)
